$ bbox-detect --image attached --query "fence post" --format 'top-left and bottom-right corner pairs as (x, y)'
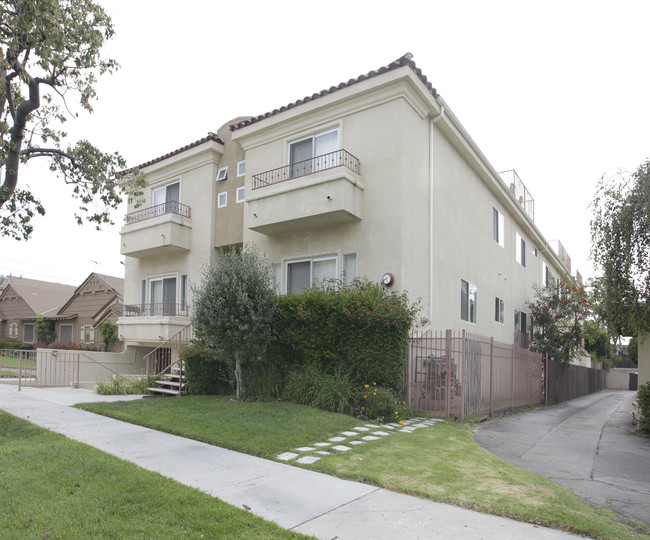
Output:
(18, 350), (22, 392)
(445, 329), (452, 419)
(511, 343), (515, 410)
(545, 354), (549, 407)
(489, 337), (494, 416)
(460, 330), (465, 422)
(75, 353), (80, 388)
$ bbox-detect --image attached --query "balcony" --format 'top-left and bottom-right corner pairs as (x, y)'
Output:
(120, 202), (192, 257)
(118, 303), (190, 346)
(248, 150), (363, 235)
(499, 169), (535, 221)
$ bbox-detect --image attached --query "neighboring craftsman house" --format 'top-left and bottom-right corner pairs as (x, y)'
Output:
(0, 273), (123, 349)
(0, 276), (76, 345)
(53, 273), (124, 350)
(117, 54), (576, 360)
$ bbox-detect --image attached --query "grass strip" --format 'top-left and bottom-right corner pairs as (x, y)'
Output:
(77, 395), (363, 458)
(0, 411), (310, 539)
(78, 397), (650, 540)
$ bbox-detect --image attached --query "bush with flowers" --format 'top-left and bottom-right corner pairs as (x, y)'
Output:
(356, 382), (411, 423)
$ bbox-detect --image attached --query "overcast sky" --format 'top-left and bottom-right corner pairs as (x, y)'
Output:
(2, 0), (649, 287)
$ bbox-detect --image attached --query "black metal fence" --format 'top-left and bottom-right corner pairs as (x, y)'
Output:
(545, 358), (607, 406)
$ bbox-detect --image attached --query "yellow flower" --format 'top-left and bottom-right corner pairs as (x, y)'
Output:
(363, 395), (367, 399)
(373, 382), (376, 386)
(400, 420), (404, 425)
(364, 384), (369, 388)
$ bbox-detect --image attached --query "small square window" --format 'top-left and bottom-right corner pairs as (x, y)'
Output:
(216, 166), (228, 182)
(218, 192), (227, 208)
(236, 186), (245, 203)
(237, 161), (245, 177)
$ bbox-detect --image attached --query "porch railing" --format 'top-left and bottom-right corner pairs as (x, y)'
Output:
(124, 201), (191, 225)
(252, 149), (360, 190)
(143, 324), (195, 395)
(123, 303), (190, 317)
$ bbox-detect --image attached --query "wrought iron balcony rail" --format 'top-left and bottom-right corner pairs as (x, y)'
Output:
(252, 149), (360, 190)
(123, 303), (190, 317)
(124, 201), (191, 225)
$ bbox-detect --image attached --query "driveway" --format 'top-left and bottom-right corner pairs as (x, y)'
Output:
(474, 391), (650, 526)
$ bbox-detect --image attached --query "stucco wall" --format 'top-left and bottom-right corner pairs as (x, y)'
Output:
(606, 368), (638, 390)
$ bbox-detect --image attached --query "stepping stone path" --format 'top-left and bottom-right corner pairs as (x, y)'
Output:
(276, 417), (443, 464)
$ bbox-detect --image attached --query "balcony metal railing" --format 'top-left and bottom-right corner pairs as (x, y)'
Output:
(124, 201), (191, 225)
(252, 149), (360, 190)
(499, 169), (535, 221)
(123, 303), (190, 317)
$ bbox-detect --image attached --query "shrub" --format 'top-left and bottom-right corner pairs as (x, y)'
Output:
(243, 364), (284, 400)
(637, 383), (650, 434)
(99, 321), (120, 352)
(35, 315), (55, 347)
(182, 343), (234, 395)
(95, 375), (154, 395)
(358, 383), (411, 423)
(271, 279), (417, 392)
(284, 365), (356, 414)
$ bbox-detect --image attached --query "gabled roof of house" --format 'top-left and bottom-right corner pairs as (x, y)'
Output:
(0, 276), (77, 318)
(57, 272), (124, 316)
(229, 53), (437, 131)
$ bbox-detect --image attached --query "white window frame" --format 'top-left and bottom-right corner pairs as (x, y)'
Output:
(10, 323), (18, 338)
(23, 323), (34, 343)
(236, 186), (245, 203)
(516, 232), (526, 267)
(216, 166), (228, 182)
(82, 325), (92, 343)
(493, 207), (505, 248)
(236, 161), (246, 177)
(218, 191), (227, 208)
(514, 308), (528, 333)
(460, 279), (478, 324)
(495, 297), (504, 324)
(285, 256), (338, 294)
(60, 324), (73, 344)
(152, 180), (180, 207)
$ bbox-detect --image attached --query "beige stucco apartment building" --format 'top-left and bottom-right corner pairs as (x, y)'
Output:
(118, 54), (575, 358)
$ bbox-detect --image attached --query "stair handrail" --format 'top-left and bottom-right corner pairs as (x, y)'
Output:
(144, 323), (195, 379)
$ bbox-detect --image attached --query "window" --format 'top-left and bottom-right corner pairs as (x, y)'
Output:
(216, 166), (228, 182)
(495, 297), (504, 324)
(543, 262), (551, 286)
(150, 277), (177, 315)
(60, 324), (73, 344)
(289, 129), (339, 177)
(236, 186), (245, 203)
(342, 253), (357, 286)
(532, 246), (538, 257)
(286, 257), (337, 294)
(23, 324), (34, 343)
(514, 308), (527, 333)
(237, 161), (246, 177)
(516, 232), (526, 267)
(218, 192), (227, 208)
(9, 323), (17, 338)
(493, 207), (505, 248)
(82, 325), (92, 343)
(152, 181), (180, 215)
(460, 279), (478, 323)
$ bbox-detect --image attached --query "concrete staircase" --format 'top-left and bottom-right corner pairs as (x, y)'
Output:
(147, 362), (188, 396)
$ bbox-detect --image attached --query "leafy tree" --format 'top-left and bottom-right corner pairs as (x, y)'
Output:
(590, 159), (650, 336)
(191, 247), (276, 400)
(0, 0), (144, 241)
(34, 314), (55, 346)
(628, 336), (638, 366)
(98, 320), (119, 352)
(527, 279), (589, 365)
(583, 320), (611, 360)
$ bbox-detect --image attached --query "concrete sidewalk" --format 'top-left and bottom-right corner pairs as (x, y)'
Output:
(0, 384), (582, 539)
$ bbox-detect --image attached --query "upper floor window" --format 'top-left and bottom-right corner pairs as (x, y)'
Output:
(289, 129), (339, 177)
(516, 232), (526, 267)
(493, 207), (504, 248)
(216, 166), (228, 182)
(461, 279), (477, 323)
(218, 192), (227, 208)
(237, 161), (246, 177)
(236, 186), (245, 203)
(495, 297), (504, 324)
(152, 181), (180, 215)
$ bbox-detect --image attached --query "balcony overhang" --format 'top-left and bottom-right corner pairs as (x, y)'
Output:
(120, 213), (192, 257)
(118, 315), (191, 346)
(247, 168), (363, 235)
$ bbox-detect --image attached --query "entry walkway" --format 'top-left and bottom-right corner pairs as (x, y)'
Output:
(0, 384), (580, 539)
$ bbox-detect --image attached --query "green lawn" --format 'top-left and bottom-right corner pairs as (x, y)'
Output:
(78, 395), (364, 458)
(0, 411), (310, 539)
(77, 396), (650, 540)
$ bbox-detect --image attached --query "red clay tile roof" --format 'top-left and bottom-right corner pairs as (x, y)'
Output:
(230, 53), (437, 131)
(123, 133), (224, 174)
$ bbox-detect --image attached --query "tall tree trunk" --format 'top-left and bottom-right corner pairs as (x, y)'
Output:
(234, 351), (244, 400)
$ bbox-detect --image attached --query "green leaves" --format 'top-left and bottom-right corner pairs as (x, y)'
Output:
(0, 0), (137, 240)
(590, 160), (650, 335)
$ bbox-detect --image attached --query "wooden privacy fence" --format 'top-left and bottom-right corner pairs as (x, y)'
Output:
(545, 358), (607, 405)
(406, 330), (543, 420)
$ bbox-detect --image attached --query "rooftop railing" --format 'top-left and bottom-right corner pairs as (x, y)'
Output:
(499, 169), (535, 221)
(124, 201), (191, 225)
(252, 149), (360, 190)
